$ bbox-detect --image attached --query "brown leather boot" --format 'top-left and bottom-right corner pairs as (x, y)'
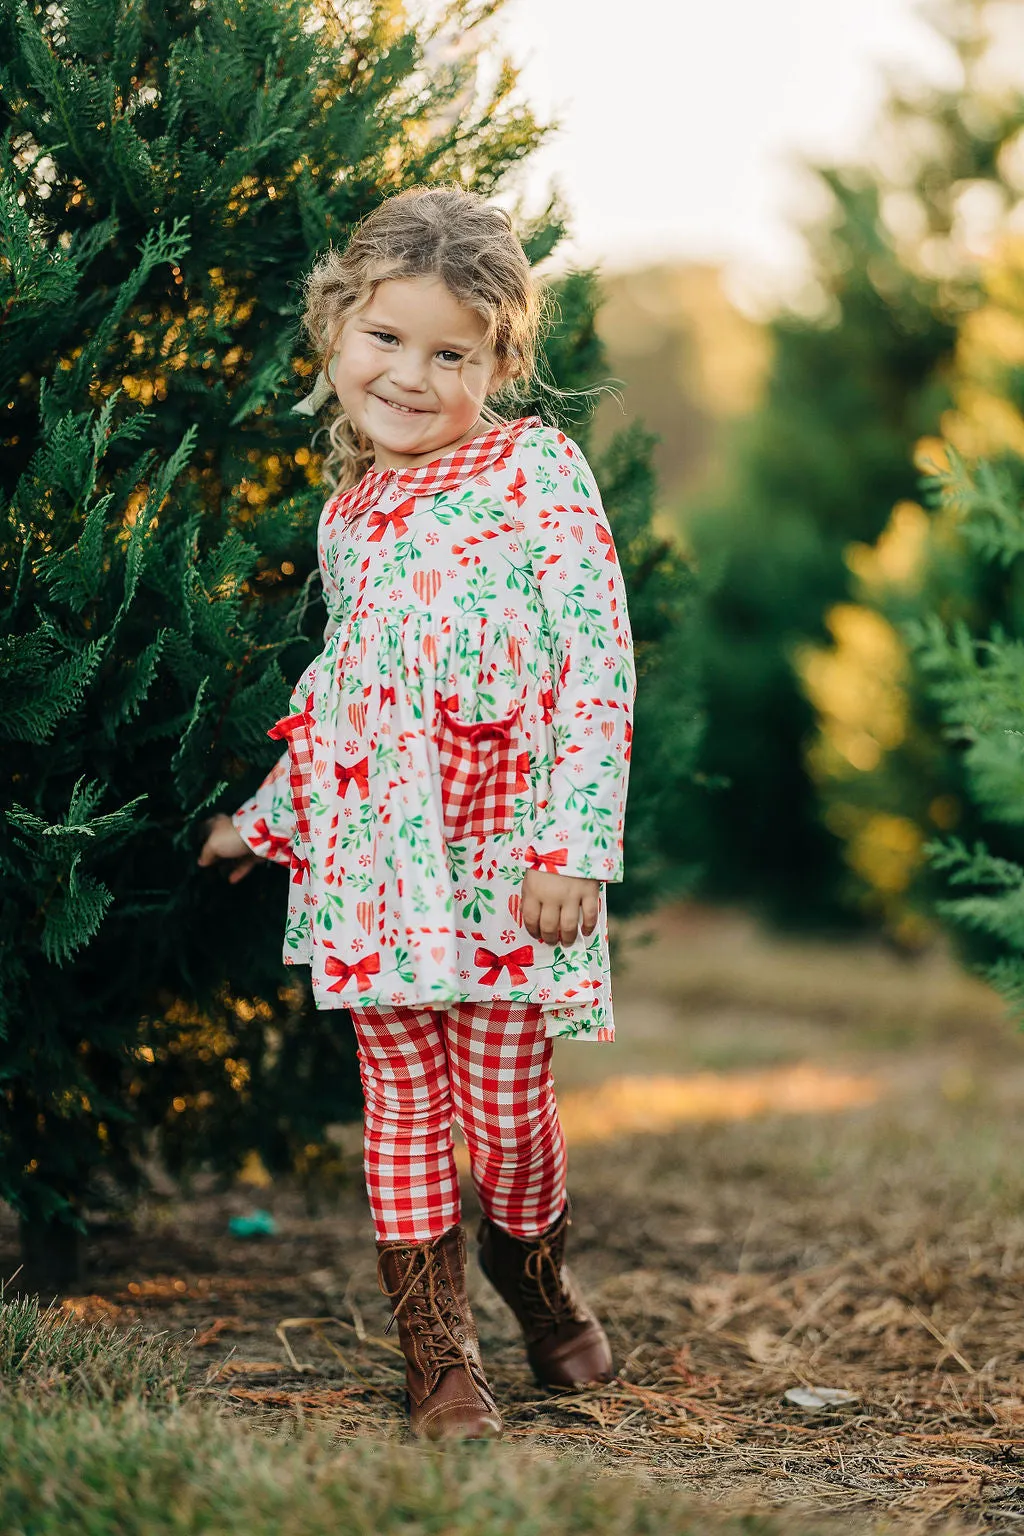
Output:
(376, 1225), (503, 1440)
(477, 1203), (614, 1389)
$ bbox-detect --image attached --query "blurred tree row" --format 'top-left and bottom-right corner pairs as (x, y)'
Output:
(0, 0), (700, 1285)
(675, 0), (1024, 929)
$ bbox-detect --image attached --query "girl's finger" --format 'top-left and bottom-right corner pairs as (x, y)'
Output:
(580, 892), (600, 937)
(228, 855), (259, 884)
(521, 889), (541, 941)
(539, 899), (562, 947)
(559, 902), (579, 948)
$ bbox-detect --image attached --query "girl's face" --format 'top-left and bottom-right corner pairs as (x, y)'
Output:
(331, 276), (501, 470)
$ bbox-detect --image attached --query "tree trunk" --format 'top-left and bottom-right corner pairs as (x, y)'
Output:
(15, 1217), (83, 1296)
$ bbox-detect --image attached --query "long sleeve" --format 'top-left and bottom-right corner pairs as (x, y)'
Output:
(231, 750), (294, 866)
(510, 429), (636, 882)
(230, 553), (336, 868)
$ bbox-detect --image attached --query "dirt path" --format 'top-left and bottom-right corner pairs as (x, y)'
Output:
(6, 905), (1024, 1533)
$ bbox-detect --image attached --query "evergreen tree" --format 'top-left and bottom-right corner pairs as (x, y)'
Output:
(675, 0), (1023, 927)
(1, 0), (699, 1284)
(898, 448), (1024, 1006)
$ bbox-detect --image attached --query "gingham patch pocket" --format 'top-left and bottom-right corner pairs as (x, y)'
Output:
(435, 690), (525, 841)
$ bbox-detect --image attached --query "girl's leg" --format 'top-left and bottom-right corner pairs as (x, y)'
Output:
(446, 999), (611, 1389)
(347, 1003), (459, 1242)
(349, 1002), (502, 1441)
(444, 999), (567, 1238)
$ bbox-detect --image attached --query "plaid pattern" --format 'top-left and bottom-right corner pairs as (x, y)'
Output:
(435, 692), (522, 841)
(349, 998), (567, 1243)
(267, 692), (316, 844)
(325, 416), (543, 526)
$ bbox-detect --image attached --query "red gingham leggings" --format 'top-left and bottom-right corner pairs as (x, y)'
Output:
(347, 999), (568, 1243)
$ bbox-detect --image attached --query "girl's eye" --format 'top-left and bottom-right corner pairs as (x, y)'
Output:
(371, 331), (398, 345)
(437, 350), (464, 365)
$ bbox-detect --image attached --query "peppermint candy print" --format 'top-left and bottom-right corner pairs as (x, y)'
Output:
(231, 418), (636, 1041)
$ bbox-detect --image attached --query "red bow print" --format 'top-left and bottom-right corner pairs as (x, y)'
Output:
(366, 498), (413, 542)
(335, 758), (370, 799)
(474, 944), (534, 986)
(525, 846), (568, 873)
(379, 684), (396, 707)
(289, 852), (310, 884)
(251, 818), (291, 858)
(325, 952), (381, 993)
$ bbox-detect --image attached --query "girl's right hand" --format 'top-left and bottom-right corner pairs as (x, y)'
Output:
(197, 814), (263, 884)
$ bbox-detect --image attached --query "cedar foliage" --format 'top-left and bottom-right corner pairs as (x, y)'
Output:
(904, 451), (1024, 1008)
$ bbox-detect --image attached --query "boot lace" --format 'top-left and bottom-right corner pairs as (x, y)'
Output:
(378, 1243), (478, 1380)
(520, 1235), (578, 1333)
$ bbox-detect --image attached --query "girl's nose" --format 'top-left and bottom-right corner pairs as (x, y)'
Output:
(387, 352), (430, 391)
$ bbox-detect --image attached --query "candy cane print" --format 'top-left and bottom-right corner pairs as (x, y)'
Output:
(323, 811), (339, 885)
(451, 522), (513, 567)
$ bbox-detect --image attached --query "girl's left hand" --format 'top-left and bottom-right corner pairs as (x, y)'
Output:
(521, 869), (600, 948)
(197, 813), (263, 884)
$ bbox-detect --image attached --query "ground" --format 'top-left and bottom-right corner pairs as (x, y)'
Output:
(4, 903), (1024, 1534)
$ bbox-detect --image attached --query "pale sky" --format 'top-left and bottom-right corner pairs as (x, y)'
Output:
(493, 0), (961, 302)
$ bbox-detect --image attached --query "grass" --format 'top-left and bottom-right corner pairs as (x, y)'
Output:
(0, 1290), (186, 1405)
(0, 1391), (867, 1536)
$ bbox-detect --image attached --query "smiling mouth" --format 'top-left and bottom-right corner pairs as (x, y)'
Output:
(375, 396), (431, 416)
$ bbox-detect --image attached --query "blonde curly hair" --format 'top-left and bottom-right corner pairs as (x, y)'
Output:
(301, 186), (545, 491)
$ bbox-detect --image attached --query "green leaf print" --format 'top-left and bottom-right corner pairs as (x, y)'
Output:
(461, 884), (496, 923)
(377, 537), (422, 584)
(548, 950), (577, 983)
(375, 741), (401, 779)
(393, 946), (417, 984)
(559, 584), (606, 627)
(338, 802), (375, 852)
(608, 657), (633, 693)
(445, 842), (470, 881)
(315, 891), (348, 928)
(452, 566), (497, 619)
(284, 914), (309, 951)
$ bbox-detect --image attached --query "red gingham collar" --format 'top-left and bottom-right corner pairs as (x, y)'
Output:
(325, 415), (542, 523)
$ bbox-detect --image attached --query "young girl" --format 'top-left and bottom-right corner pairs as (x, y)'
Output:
(199, 187), (635, 1441)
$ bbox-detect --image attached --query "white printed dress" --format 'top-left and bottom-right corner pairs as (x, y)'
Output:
(232, 417), (635, 1040)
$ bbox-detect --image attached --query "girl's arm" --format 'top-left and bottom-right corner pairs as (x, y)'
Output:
(229, 751), (295, 866)
(510, 429), (636, 882)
